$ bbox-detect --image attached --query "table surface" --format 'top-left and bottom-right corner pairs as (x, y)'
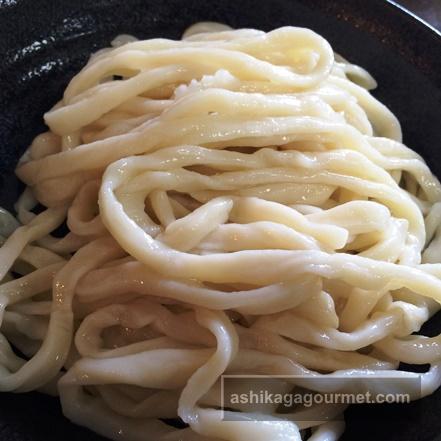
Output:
(396, 0), (441, 30)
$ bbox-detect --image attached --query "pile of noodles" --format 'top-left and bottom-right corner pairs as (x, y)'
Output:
(1, 22), (441, 441)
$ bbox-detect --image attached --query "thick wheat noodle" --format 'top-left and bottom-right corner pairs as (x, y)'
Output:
(0, 22), (441, 441)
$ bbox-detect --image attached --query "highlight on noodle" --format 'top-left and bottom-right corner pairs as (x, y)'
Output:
(1, 21), (441, 441)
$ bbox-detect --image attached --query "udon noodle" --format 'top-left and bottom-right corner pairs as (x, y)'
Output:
(1, 22), (441, 441)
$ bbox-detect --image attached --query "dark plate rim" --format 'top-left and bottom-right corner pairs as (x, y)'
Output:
(386, 0), (441, 38)
(308, 0), (441, 86)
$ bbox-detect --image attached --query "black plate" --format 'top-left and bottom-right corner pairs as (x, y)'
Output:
(1, 1), (441, 440)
